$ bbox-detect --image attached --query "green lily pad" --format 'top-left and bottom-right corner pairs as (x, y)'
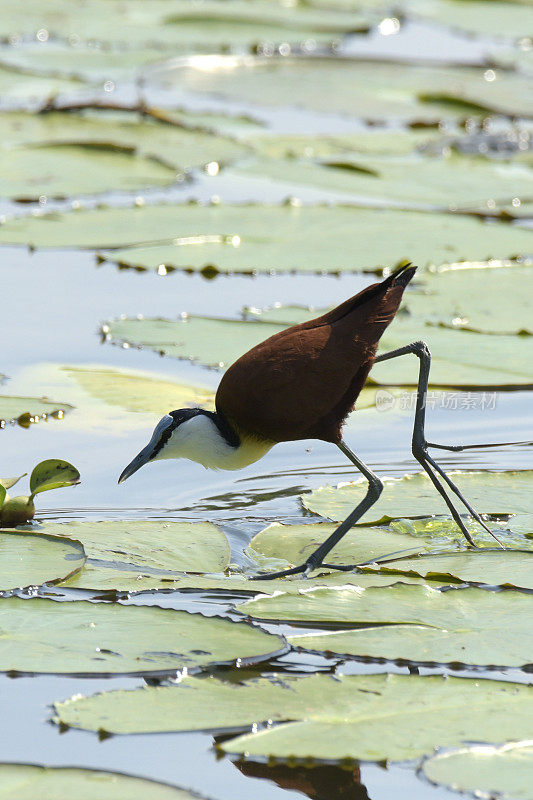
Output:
(280, 583), (533, 667)
(102, 315), (287, 369)
(101, 309), (533, 388)
(0, 111), (249, 200)
(403, 265), (533, 335)
(0, 395), (73, 428)
(248, 129), (442, 159)
(0, 145), (176, 201)
(0, 596), (285, 675)
(0, 764), (205, 799)
(0, 1), (373, 48)
(238, 153), (533, 215)
(63, 366), (214, 414)
(0, 64), (81, 103)
(422, 743), (533, 800)
(60, 560), (431, 593)
(303, 470), (533, 529)
(152, 57), (533, 121)
(412, 0), (533, 40)
(0, 530), (85, 590)
(53, 673), (533, 765)
(249, 521), (447, 570)
(29, 459), (80, 496)
(41, 520), (231, 573)
(363, 549), (533, 590)
(1, 205), (531, 276)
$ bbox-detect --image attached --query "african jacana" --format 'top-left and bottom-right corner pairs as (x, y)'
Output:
(119, 263), (502, 579)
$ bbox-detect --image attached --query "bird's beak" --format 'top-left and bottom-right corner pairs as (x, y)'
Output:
(118, 414), (174, 484)
(118, 444), (154, 484)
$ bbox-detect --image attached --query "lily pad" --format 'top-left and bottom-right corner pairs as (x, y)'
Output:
(421, 743), (533, 800)
(41, 520), (231, 573)
(363, 549), (533, 590)
(0, 529), (85, 591)
(303, 470), (533, 529)
(241, 578), (530, 623)
(53, 673), (533, 765)
(239, 153), (533, 215)
(0, 1), (373, 48)
(64, 366), (214, 414)
(248, 129), (442, 159)
(249, 521), (447, 570)
(0, 596), (285, 675)
(0, 111), (249, 200)
(279, 583), (533, 667)
(151, 56), (533, 121)
(0, 764), (205, 799)
(1, 205), (531, 276)
(412, 0), (533, 40)
(60, 560), (431, 593)
(101, 310), (533, 389)
(0, 395), (72, 428)
(403, 265), (533, 335)
(0, 64), (81, 103)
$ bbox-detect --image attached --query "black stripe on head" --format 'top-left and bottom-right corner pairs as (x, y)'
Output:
(166, 408), (240, 451)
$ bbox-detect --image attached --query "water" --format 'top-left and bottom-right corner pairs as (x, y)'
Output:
(1, 11), (532, 800)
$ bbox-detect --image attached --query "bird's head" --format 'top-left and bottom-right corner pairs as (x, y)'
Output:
(118, 408), (205, 483)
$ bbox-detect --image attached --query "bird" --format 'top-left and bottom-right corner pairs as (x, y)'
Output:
(118, 263), (503, 579)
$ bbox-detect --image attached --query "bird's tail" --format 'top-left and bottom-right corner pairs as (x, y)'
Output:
(381, 262), (417, 290)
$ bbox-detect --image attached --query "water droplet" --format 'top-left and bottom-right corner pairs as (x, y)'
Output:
(157, 264), (167, 276)
(278, 42), (291, 56)
(134, 196), (145, 207)
(512, 197), (521, 207)
(103, 80), (115, 93)
(483, 69), (496, 82)
(205, 161), (220, 176)
(378, 17), (400, 36)
(36, 28), (49, 42)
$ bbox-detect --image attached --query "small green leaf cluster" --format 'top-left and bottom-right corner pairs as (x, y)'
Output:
(0, 459), (80, 526)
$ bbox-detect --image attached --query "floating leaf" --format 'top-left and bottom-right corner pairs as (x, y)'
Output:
(0, 763), (204, 799)
(60, 560), (431, 593)
(29, 459), (80, 497)
(422, 743), (533, 800)
(403, 265), (533, 335)
(303, 470), (533, 531)
(241, 577), (529, 622)
(64, 366), (213, 415)
(53, 673), (533, 765)
(42, 520), (231, 574)
(238, 153), (533, 215)
(0, 111), (249, 200)
(413, 0), (533, 40)
(1, 206), (531, 276)
(0, 1), (373, 48)
(0, 530), (85, 591)
(0, 596), (285, 675)
(101, 310), (533, 388)
(281, 584), (533, 667)
(364, 549), (533, 590)
(249, 521), (446, 570)
(0, 396), (73, 428)
(150, 56), (532, 121)
(248, 129), (442, 159)
(0, 64), (81, 103)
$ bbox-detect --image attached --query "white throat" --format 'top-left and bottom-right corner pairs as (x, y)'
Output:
(154, 413), (272, 471)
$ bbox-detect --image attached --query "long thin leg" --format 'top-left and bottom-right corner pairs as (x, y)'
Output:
(375, 341), (504, 547)
(251, 444), (384, 580)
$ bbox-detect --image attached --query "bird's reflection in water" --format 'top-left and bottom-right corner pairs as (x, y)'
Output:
(231, 756), (371, 799)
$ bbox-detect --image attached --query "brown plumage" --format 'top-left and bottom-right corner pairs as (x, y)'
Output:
(216, 264), (416, 445)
